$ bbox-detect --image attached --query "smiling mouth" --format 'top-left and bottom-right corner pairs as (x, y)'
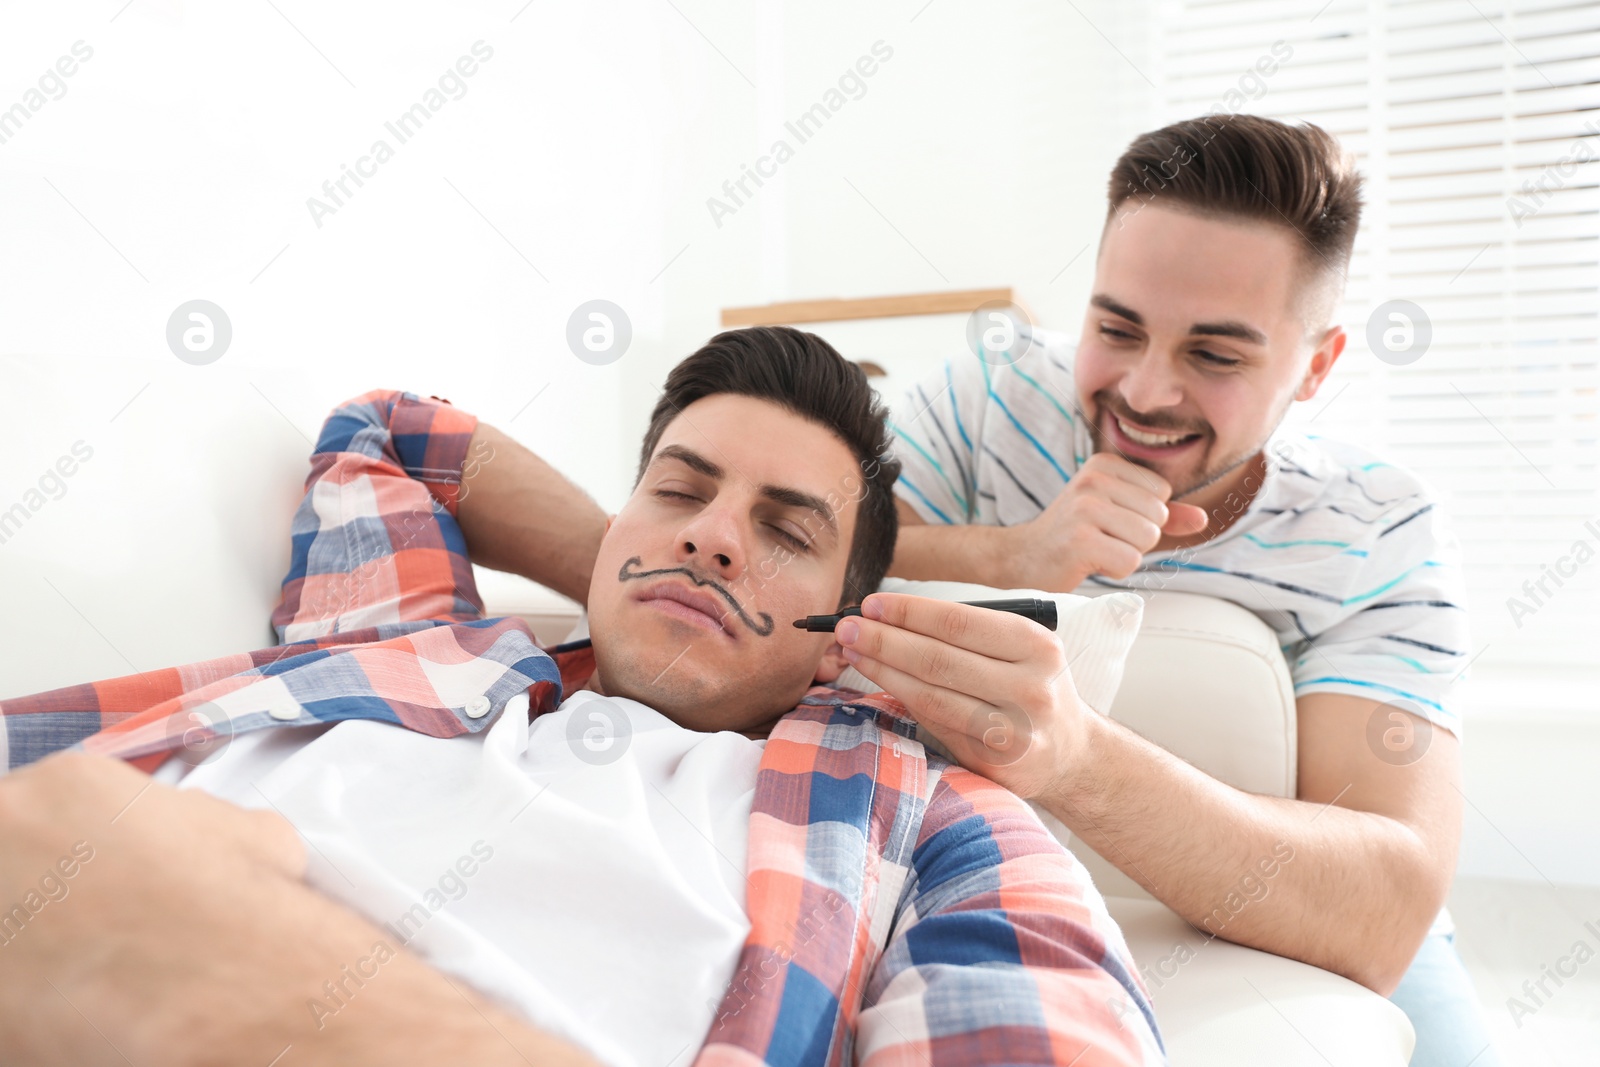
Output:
(1115, 415), (1198, 446)
(1105, 411), (1204, 455)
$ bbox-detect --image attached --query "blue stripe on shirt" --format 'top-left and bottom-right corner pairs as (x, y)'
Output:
(1245, 533), (1353, 550)
(1293, 676), (1447, 714)
(980, 357), (1070, 485)
(1006, 363), (1087, 466)
(946, 360), (973, 454)
(888, 419), (969, 520)
(895, 473), (953, 524)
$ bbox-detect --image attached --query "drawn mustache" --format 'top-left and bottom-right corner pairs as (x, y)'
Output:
(617, 556), (775, 637)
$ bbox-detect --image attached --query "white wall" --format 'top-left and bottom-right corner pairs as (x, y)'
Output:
(0, 0), (692, 689)
(3, 0), (1591, 886)
(0, 0), (687, 507)
(656, 0), (1152, 342)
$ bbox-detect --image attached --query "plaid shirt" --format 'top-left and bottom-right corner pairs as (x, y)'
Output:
(0, 391), (1165, 1067)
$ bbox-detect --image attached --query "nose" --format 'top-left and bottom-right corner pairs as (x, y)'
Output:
(676, 501), (746, 580)
(1116, 351), (1185, 419)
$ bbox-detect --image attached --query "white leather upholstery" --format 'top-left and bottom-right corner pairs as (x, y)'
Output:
(1059, 589), (1415, 1064)
(1110, 590), (1299, 797)
(1051, 588), (1298, 903)
(1109, 897), (1414, 1065)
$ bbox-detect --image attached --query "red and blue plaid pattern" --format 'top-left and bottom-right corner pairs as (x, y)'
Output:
(0, 390), (1164, 1066)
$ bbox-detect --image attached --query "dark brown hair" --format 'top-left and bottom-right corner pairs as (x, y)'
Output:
(1107, 115), (1363, 291)
(635, 325), (901, 612)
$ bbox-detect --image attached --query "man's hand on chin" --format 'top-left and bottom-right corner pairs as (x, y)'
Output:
(0, 751), (595, 1067)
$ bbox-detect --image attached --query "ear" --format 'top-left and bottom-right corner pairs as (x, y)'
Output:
(1295, 325), (1346, 402)
(811, 637), (853, 686)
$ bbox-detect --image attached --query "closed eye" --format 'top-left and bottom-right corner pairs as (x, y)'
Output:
(1196, 350), (1241, 367)
(772, 528), (811, 551)
(654, 490), (811, 551)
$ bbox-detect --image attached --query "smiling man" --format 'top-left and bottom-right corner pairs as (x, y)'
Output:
(871, 115), (1495, 1067)
(0, 326), (1163, 1067)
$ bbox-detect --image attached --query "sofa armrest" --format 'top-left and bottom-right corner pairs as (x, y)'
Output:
(1037, 593), (1417, 1063)
(1107, 897), (1414, 1065)
(476, 568), (584, 646)
(1049, 589), (1298, 902)
(1108, 590), (1297, 796)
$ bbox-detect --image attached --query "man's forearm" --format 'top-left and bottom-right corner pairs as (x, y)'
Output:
(0, 753), (600, 1067)
(161, 868), (600, 1067)
(886, 521), (1019, 587)
(1041, 712), (1443, 994)
(458, 422), (608, 606)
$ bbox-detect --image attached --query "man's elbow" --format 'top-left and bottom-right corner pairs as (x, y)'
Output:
(1342, 860), (1451, 996)
(1348, 948), (1417, 998)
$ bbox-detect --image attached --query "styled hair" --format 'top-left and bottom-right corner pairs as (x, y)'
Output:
(635, 325), (901, 612)
(1107, 115), (1364, 296)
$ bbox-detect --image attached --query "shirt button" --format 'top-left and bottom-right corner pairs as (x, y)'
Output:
(464, 696), (493, 719)
(268, 705), (300, 721)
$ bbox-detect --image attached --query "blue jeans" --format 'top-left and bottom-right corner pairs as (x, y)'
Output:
(1389, 930), (1502, 1067)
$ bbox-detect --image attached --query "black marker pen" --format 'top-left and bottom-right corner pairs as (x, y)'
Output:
(792, 597), (1058, 633)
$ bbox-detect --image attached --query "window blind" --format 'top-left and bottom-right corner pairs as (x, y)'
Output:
(1149, 0), (1600, 672)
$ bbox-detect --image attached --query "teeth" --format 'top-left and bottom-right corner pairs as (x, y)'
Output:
(1116, 416), (1193, 447)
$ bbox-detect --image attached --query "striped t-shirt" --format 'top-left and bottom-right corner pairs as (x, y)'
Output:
(887, 328), (1472, 736)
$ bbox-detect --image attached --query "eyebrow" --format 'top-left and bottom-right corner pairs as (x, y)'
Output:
(1090, 293), (1269, 347)
(649, 444), (840, 544)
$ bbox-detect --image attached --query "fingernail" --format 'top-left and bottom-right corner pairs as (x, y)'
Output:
(842, 647), (860, 663)
(837, 619), (859, 644)
(863, 597), (883, 620)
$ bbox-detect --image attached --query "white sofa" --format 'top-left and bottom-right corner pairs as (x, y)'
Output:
(1058, 591), (1415, 1065)
(0, 368), (1413, 1064)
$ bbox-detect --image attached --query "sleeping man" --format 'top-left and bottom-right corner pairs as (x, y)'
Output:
(0, 326), (1165, 1067)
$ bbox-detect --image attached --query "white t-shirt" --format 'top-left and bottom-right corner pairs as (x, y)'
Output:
(152, 688), (764, 1067)
(888, 329), (1472, 736)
